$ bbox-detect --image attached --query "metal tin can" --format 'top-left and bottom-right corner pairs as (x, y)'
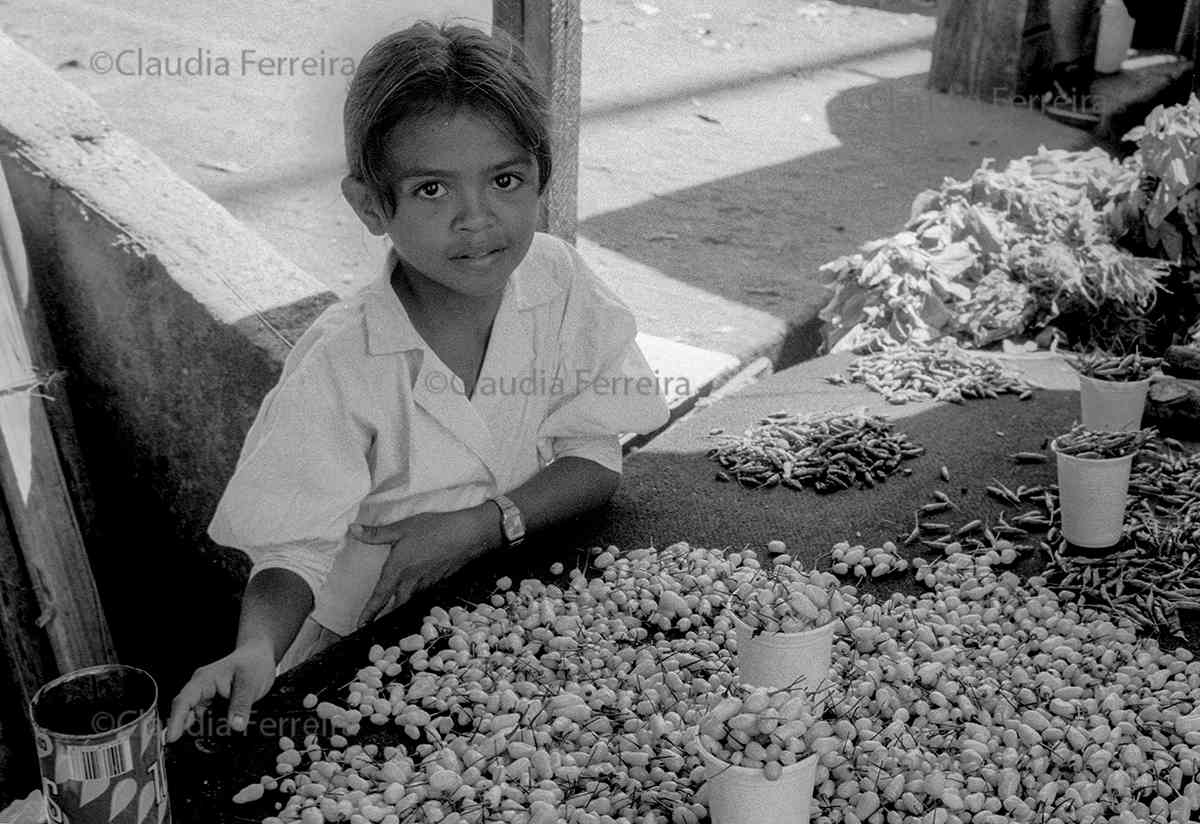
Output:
(30, 665), (171, 824)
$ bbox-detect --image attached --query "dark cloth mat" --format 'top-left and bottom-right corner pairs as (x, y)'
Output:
(167, 351), (1197, 822)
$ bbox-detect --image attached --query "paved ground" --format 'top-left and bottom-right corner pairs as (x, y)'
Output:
(3, 0), (1093, 374)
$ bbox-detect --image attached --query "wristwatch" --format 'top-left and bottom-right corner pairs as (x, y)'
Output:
(490, 495), (526, 548)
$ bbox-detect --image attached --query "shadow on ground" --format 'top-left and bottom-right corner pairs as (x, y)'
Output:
(580, 72), (1092, 368)
(830, 0), (938, 18)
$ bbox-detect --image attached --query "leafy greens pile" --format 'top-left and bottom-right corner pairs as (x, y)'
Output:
(1108, 94), (1200, 345)
(1109, 94), (1200, 264)
(819, 147), (1168, 354)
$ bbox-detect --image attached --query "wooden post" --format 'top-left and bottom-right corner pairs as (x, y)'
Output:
(0, 492), (56, 707)
(493, 0), (581, 243)
(928, 0), (1054, 101)
(0, 501), (49, 799)
(1182, 0), (1200, 93)
(0, 166), (117, 674)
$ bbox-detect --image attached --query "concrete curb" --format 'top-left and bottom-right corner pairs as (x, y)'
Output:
(582, 237), (787, 446)
(0, 33), (338, 669)
(1093, 53), (1194, 148)
(577, 233), (790, 368)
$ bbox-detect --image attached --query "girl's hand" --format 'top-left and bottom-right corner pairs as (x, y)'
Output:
(351, 506), (497, 627)
(165, 638), (276, 743)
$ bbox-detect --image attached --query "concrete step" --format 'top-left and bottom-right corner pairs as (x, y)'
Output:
(1093, 52), (1195, 147)
(621, 333), (760, 453)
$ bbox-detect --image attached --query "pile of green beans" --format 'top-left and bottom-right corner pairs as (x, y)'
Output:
(707, 412), (924, 493)
(884, 439), (1199, 640)
(1068, 351), (1163, 382)
(827, 341), (1035, 405)
(1053, 425), (1158, 460)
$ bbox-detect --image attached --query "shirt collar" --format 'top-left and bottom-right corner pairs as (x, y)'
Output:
(364, 243), (560, 356)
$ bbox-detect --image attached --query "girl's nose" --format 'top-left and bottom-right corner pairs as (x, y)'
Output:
(454, 189), (497, 232)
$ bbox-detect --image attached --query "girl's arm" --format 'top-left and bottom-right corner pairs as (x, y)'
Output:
(236, 568), (316, 662)
(166, 568), (314, 741)
(502, 455), (621, 535)
(353, 456), (620, 624)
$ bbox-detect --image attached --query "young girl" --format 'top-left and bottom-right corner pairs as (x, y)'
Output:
(166, 21), (669, 742)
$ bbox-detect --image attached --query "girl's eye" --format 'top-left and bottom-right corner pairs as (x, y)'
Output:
(415, 182), (445, 199)
(494, 173), (523, 191)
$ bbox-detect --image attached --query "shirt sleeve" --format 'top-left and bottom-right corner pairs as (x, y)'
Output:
(548, 435), (624, 474)
(537, 245), (670, 473)
(207, 344), (374, 599)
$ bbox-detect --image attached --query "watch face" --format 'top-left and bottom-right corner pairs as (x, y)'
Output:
(495, 496), (524, 544)
(505, 512), (525, 541)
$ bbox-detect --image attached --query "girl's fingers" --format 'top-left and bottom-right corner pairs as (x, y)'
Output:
(166, 700), (192, 743)
(167, 677), (215, 742)
(226, 668), (257, 732)
(212, 667), (234, 702)
(358, 579), (396, 628)
(357, 600), (380, 628)
(357, 537), (433, 627)
(358, 595), (395, 629)
(349, 522), (405, 545)
(166, 706), (198, 744)
(394, 577), (420, 608)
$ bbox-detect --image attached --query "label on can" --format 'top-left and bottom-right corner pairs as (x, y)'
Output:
(65, 739), (134, 782)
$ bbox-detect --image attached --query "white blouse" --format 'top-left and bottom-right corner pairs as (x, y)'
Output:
(208, 233), (669, 634)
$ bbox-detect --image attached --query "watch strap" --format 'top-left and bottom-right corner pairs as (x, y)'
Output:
(491, 495), (525, 547)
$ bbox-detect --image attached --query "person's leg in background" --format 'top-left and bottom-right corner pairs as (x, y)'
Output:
(1050, 0), (1092, 57)
(1045, 0), (1104, 126)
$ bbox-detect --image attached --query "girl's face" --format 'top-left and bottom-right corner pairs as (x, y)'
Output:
(376, 107), (541, 301)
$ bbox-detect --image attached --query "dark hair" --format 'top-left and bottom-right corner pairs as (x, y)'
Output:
(344, 21), (552, 215)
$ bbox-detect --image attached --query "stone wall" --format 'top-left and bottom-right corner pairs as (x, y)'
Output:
(0, 33), (336, 705)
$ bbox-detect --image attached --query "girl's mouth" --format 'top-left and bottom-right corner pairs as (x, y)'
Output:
(453, 247), (505, 267)
(454, 246), (504, 260)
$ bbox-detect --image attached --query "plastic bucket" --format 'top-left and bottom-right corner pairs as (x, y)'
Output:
(30, 665), (171, 824)
(1077, 374), (1150, 432)
(733, 616), (835, 701)
(1094, 0), (1136, 74)
(699, 738), (819, 824)
(1053, 438), (1133, 548)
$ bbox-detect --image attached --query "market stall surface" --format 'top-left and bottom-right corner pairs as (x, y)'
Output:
(590, 351), (1077, 566)
(166, 349), (1196, 822)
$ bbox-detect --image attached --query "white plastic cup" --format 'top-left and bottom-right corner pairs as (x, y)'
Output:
(1077, 374), (1150, 432)
(1053, 437), (1134, 548)
(733, 616), (835, 702)
(1094, 0), (1136, 74)
(698, 739), (819, 824)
